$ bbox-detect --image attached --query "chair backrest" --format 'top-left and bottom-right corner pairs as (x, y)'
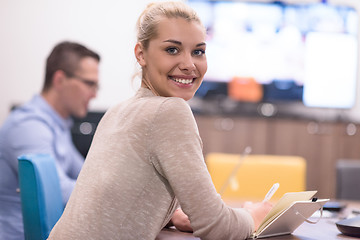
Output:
(18, 154), (64, 240)
(206, 153), (306, 200)
(336, 159), (360, 200)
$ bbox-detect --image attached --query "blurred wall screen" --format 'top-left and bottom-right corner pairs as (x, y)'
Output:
(188, 0), (359, 109)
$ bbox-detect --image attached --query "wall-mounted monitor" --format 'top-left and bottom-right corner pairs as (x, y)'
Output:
(188, 0), (359, 109)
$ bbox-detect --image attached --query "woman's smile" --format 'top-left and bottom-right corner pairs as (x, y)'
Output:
(169, 75), (196, 86)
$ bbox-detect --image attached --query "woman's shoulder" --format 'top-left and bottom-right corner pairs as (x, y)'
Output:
(157, 97), (191, 116)
(104, 91), (192, 121)
(136, 88), (191, 114)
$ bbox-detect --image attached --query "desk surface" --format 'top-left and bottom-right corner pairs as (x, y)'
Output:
(156, 201), (360, 240)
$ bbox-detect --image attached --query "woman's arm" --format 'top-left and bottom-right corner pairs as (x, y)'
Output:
(150, 98), (256, 240)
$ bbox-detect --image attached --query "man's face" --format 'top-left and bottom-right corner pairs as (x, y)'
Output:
(61, 57), (99, 118)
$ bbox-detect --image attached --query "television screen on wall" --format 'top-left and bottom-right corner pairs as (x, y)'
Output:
(188, 0), (359, 109)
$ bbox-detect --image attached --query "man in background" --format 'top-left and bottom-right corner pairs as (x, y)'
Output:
(0, 41), (100, 240)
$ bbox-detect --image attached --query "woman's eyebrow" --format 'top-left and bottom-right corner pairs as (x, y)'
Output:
(163, 39), (181, 45)
(163, 39), (206, 47)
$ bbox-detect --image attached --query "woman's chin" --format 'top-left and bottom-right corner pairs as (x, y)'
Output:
(177, 92), (195, 101)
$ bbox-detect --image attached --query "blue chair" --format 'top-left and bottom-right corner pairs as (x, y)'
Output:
(18, 154), (64, 240)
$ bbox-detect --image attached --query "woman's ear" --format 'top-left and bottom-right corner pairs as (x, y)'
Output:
(135, 42), (146, 67)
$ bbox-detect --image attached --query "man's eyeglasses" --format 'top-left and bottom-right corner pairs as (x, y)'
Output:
(69, 75), (99, 91)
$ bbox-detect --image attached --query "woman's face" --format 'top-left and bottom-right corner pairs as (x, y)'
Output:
(136, 17), (207, 101)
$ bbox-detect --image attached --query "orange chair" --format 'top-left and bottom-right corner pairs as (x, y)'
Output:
(206, 153), (306, 201)
(228, 76), (263, 102)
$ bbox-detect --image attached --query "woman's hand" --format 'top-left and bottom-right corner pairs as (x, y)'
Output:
(170, 208), (193, 232)
(243, 201), (273, 231)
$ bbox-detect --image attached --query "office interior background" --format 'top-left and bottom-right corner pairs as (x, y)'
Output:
(1, 0), (360, 199)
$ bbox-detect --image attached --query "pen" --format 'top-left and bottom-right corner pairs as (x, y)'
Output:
(263, 183), (280, 202)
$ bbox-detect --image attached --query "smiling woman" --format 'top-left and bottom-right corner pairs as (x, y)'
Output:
(134, 5), (208, 101)
(47, 2), (272, 240)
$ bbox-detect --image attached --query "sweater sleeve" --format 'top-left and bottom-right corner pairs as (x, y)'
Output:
(149, 98), (254, 240)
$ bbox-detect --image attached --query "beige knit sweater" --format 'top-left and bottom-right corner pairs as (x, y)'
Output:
(48, 88), (254, 240)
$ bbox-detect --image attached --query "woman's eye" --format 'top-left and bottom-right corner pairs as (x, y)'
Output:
(193, 49), (205, 56)
(166, 47), (178, 55)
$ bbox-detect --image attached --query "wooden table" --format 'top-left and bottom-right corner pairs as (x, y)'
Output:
(156, 201), (360, 240)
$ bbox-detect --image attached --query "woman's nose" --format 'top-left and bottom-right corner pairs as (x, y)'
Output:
(179, 54), (196, 72)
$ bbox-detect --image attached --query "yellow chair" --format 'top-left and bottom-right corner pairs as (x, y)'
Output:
(206, 153), (306, 201)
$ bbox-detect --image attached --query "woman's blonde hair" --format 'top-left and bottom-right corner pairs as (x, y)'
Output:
(136, 1), (204, 50)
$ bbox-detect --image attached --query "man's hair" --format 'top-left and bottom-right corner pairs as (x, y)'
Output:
(43, 41), (100, 91)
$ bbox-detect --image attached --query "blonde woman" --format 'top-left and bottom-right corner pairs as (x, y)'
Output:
(48, 2), (272, 239)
